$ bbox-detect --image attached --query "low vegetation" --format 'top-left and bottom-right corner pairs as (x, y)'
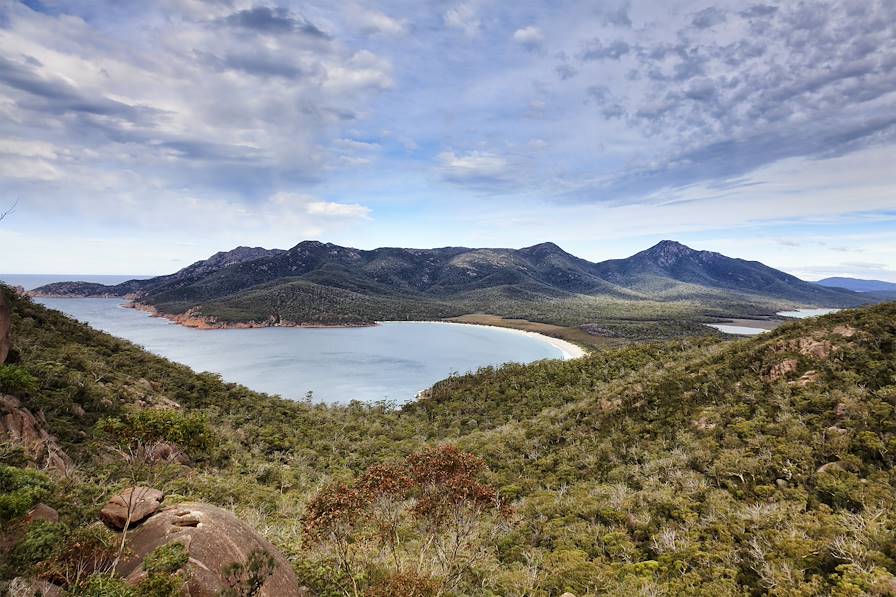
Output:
(2, 285), (895, 595)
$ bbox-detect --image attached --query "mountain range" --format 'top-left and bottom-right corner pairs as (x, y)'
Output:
(32, 240), (872, 335)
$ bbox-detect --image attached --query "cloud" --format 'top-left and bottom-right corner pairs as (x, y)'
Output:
(199, 49), (306, 79)
(740, 4), (778, 19)
(600, 2), (632, 27)
(438, 150), (508, 184)
(444, 3), (480, 36)
(691, 7), (727, 29)
(352, 8), (408, 36)
(268, 192), (372, 219)
(562, 0), (896, 201)
(323, 50), (393, 92)
(579, 39), (631, 61)
(556, 63), (578, 79)
(0, 55), (156, 121)
(305, 201), (372, 218)
(223, 6), (330, 39)
(0, 0), (394, 201)
(513, 26), (543, 50)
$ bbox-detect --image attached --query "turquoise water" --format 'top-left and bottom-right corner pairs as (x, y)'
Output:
(35, 298), (563, 404)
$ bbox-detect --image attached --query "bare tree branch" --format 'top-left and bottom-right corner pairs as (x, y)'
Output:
(0, 200), (17, 222)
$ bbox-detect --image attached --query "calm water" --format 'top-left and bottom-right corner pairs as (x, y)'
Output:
(707, 307), (842, 336)
(777, 308), (840, 318)
(35, 298), (564, 404)
(706, 324), (768, 336)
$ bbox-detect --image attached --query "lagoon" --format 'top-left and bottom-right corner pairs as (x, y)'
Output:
(705, 323), (769, 336)
(35, 298), (568, 404)
(777, 308), (841, 319)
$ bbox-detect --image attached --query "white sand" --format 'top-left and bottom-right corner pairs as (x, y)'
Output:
(382, 320), (588, 361)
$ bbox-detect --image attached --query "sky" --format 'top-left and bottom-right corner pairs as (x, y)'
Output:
(0, 0), (894, 281)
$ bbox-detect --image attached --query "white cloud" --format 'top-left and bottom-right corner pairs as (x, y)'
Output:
(0, 138), (61, 160)
(513, 26), (544, 50)
(270, 192), (371, 219)
(352, 7), (408, 36)
(438, 150), (508, 182)
(444, 3), (480, 36)
(306, 201), (372, 218)
(324, 50), (393, 92)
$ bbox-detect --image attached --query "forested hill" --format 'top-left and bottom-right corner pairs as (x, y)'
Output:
(32, 240), (869, 330)
(3, 286), (896, 594)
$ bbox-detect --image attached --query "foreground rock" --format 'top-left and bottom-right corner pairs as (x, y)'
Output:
(100, 487), (165, 530)
(6, 576), (62, 597)
(118, 502), (302, 597)
(25, 503), (59, 524)
(0, 290), (10, 363)
(0, 395), (69, 469)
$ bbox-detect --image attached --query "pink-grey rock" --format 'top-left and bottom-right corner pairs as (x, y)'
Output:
(100, 486), (165, 530)
(25, 503), (59, 524)
(6, 576), (62, 597)
(117, 502), (302, 597)
(0, 395), (69, 469)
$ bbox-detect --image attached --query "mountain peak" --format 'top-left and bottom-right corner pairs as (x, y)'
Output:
(517, 242), (568, 256)
(639, 240), (702, 267)
(646, 240), (696, 253)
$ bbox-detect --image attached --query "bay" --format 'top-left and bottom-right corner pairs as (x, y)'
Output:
(35, 298), (565, 404)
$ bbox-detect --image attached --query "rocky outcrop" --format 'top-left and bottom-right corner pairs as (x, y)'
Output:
(833, 325), (857, 337)
(764, 359), (799, 382)
(100, 487), (165, 530)
(118, 502), (303, 597)
(0, 395), (69, 469)
(798, 338), (833, 359)
(0, 290), (10, 364)
(791, 370), (821, 387)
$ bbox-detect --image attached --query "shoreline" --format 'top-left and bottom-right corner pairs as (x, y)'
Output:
(125, 302), (374, 330)
(385, 320), (588, 361)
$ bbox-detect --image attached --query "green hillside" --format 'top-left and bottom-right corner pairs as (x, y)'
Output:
(2, 287), (896, 595)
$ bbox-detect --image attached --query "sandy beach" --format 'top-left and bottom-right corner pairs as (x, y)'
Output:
(386, 320), (588, 361)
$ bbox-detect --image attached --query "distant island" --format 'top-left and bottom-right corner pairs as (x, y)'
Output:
(32, 240), (873, 343)
(816, 276), (896, 301)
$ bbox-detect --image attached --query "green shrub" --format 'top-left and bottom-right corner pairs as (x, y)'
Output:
(11, 520), (68, 570)
(0, 465), (52, 522)
(36, 525), (120, 590)
(79, 574), (135, 597)
(135, 572), (184, 597)
(143, 542), (189, 575)
(98, 409), (213, 456)
(0, 365), (39, 395)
